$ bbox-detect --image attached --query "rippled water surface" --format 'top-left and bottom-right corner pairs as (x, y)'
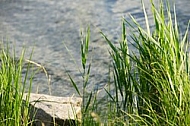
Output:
(0, 0), (189, 96)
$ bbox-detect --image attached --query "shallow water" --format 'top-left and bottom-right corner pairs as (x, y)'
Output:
(0, 0), (189, 96)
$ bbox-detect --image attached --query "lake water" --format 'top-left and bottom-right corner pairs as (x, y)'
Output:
(0, 0), (189, 96)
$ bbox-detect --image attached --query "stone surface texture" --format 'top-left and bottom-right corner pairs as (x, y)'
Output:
(22, 93), (82, 126)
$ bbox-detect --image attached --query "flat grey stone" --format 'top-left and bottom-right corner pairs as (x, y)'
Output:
(22, 93), (82, 126)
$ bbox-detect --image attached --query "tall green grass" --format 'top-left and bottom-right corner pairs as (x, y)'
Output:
(69, 27), (102, 126)
(0, 44), (34, 126)
(0, 0), (189, 125)
(71, 0), (190, 125)
(103, 0), (190, 125)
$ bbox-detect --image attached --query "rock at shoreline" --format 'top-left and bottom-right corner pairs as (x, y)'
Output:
(22, 93), (82, 126)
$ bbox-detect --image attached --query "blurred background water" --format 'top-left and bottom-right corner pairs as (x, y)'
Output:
(0, 0), (189, 96)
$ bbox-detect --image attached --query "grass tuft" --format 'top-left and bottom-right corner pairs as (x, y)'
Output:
(71, 0), (190, 125)
(0, 43), (35, 126)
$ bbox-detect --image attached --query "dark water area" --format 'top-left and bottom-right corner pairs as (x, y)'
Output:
(0, 0), (189, 96)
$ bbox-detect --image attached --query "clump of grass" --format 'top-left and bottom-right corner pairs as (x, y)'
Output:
(70, 0), (190, 125)
(101, 0), (190, 125)
(0, 44), (34, 126)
